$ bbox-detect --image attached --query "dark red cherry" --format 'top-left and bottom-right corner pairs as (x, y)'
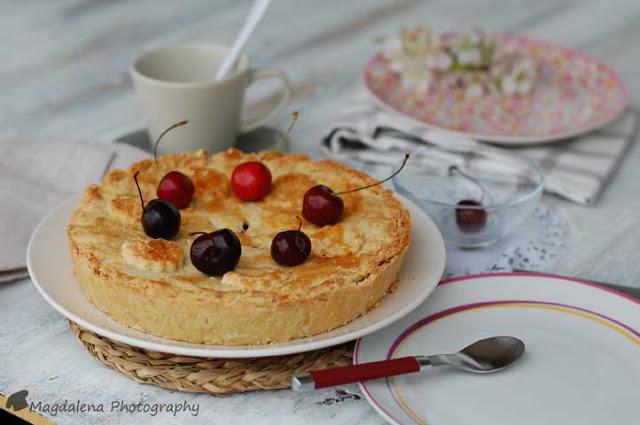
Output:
(134, 171), (180, 240)
(302, 154), (410, 227)
(157, 171), (195, 209)
(456, 199), (487, 233)
(231, 161), (272, 201)
(190, 229), (241, 276)
(271, 219), (311, 266)
(142, 199), (181, 239)
(302, 185), (344, 226)
(230, 112), (298, 202)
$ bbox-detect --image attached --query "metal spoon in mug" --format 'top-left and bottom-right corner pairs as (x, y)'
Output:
(215, 0), (272, 80)
(291, 336), (525, 391)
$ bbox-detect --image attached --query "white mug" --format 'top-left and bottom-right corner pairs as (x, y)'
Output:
(130, 44), (291, 154)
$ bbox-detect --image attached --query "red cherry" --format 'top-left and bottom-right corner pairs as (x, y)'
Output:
(231, 161), (272, 201)
(302, 185), (344, 226)
(151, 120), (194, 209)
(157, 171), (195, 209)
(302, 154), (410, 226)
(230, 112), (299, 202)
(455, 199), (487, 233)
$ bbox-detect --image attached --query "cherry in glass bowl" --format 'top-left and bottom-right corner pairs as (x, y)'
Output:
(393, 145), (543, 249)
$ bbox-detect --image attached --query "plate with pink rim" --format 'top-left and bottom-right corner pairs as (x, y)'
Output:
(356, 272), (640, 425)
(364, 34), (628, 145)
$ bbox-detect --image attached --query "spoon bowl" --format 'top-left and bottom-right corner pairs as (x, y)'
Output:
(435, 336), (526, 373)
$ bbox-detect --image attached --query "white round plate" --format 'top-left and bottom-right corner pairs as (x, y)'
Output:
(356, 272), (640, 425)
(27, 194), (445, 358)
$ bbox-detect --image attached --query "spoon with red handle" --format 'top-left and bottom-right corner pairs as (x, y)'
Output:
(291, 336), (524, 391)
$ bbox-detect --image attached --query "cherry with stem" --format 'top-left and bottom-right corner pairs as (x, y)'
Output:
(190, 229), (242, 276)
(448, 165), (488, 233)
(302, 154), (410, 226)
(154, 120), (195, 209)
(231, 111), (299, 202)
(134, 170), (181, 240)
(271, 216), (312, 267)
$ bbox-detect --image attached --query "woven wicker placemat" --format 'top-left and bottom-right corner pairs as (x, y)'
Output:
(70, 321), (354, 395)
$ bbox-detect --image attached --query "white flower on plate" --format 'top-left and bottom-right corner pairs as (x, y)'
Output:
(401, 64), (433, 96)
(465, 83), (484, 98)
(401, 77), (430, 97)
(455, 47), (482, 66)
(513, 57), (535, 73)
(401, 27), (432, 56)
(388, 58), (404, 74)
(381, 36), (406, 73)
(425, 52), (452, 70)
(500, 69), (534, 95)
(500, 75), (517, 95)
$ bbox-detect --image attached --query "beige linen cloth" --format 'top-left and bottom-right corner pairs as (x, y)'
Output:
(0, 140), (148, 283)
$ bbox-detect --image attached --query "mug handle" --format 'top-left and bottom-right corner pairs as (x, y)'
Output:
(240, 68), (292, 133)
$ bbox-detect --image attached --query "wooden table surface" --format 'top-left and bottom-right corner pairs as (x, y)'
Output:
(2, 1), (640, 423)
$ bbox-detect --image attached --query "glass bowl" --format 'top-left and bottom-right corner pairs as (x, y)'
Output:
(393, 145), (544, 249)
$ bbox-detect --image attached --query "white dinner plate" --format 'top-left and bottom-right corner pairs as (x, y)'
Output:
(27, 194), (445, 358)
(356, 272), (640, 425)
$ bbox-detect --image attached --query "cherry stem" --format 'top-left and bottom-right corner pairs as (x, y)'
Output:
(189, 231), (208, 237)
(338, 154), (410, 195)
(133, 170), (146, 212)
(294, 216), (305, 246)
(295, 216), (302, 233)
(260, 111), (298, 161)
(448, 165), (487, 203)
(153, 120), (189, 162)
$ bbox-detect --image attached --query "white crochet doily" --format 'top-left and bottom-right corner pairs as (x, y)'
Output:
(444, 203), (572, 278)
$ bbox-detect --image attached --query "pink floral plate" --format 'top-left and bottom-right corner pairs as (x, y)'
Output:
(364, 34), (628, 145)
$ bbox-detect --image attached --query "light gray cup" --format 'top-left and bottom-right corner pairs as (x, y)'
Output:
(131, 44), (291, 154)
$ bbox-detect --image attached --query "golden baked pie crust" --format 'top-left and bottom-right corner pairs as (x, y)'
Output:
(67, 149), (411, 345)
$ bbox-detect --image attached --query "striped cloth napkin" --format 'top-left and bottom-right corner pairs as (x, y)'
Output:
(322, 99), (638, 205)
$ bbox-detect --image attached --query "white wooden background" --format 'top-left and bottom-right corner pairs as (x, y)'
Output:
(1, 0), (640, 424)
